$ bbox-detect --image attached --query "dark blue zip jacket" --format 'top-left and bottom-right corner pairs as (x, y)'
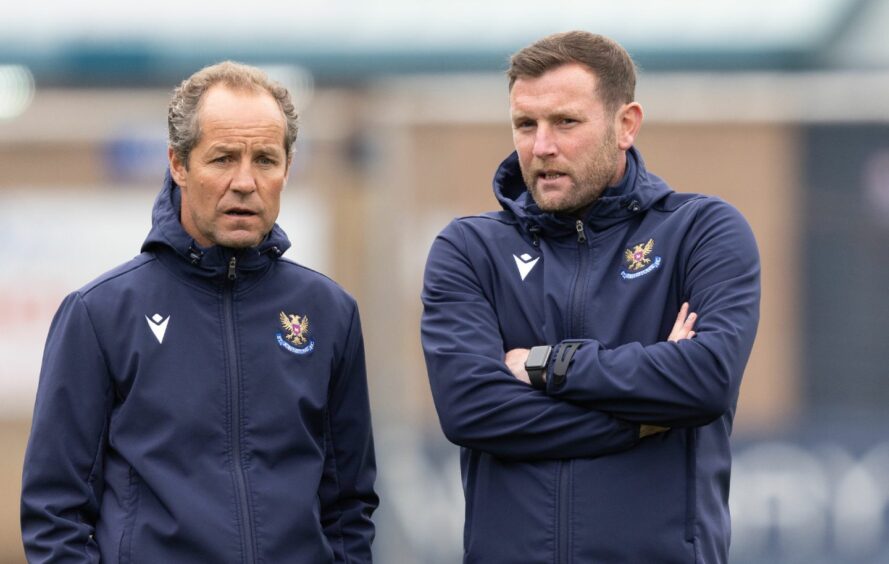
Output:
(22, 173), (378, 563)
(421, 148), (760, 563)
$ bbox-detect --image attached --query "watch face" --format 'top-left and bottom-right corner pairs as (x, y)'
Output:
(526, 346), (551, 369)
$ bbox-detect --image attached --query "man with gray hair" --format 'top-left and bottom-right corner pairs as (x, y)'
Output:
(22, 61), (378, 563)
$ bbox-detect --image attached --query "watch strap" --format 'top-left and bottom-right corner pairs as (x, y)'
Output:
(528, 365), (547, 389)
(551, 341), (581, 386)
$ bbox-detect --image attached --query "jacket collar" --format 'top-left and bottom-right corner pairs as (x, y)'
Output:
(493, 146), (671, 237)
(140, 169), (291, 281)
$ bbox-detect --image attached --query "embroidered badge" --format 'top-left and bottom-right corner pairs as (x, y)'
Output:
(276, 311), (315, 355)
(620, 239), (662, 280)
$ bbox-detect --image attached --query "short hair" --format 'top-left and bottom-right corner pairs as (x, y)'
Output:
(507, 31), (637, 114)
(168, 61), (299, 168)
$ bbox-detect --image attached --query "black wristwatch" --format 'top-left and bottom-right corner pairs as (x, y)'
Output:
(525, 345), (552, 390)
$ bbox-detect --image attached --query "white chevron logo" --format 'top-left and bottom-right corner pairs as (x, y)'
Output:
(513, 253), (540, 281)
(145, 313), (170, 344)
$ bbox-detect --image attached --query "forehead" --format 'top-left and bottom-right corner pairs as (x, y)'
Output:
(509, 63), (603, 115)
(196, 85), (286, 145)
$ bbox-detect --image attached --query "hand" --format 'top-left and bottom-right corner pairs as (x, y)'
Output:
(639, 424), (670, 438)
(649, 303), (696, 438)
(667, 302), (697, 342)
(504, 348), (531, 384)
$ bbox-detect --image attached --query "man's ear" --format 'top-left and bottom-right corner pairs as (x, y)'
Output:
(615, 102), (643, 151)
(168, 147), (188, 188)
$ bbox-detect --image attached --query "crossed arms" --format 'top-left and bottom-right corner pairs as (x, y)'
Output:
(421, 203), (759, 461)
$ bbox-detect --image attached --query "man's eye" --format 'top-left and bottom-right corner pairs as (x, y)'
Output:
(559, 118), (578, 126)
(515, 121), (535, 129)
(257, 156), (277, 166)
(212, 155), (232, 164)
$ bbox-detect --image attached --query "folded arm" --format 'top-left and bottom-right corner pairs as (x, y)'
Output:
(542, 202), (761, 427)
(421, 223), (642, 461)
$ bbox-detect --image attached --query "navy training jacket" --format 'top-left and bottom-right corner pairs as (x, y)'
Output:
(21, 173), (378, 563)
(421, 148), (760, 563)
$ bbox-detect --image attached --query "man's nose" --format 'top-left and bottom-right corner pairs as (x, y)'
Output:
(230, 160), (257, 193)
(532, 125), (557, 158)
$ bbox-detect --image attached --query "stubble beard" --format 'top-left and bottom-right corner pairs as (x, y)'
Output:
(188, 209), (268, 249)
(523, 129), (621, 215)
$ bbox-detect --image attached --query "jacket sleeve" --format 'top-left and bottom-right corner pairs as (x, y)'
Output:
(546, 201), (761, 427)
(421, 222), (641, 461)
(21, 293), (112, 563)
(319, 304), (378, 563)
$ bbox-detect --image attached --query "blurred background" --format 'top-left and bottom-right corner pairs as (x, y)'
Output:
(2, 1), (889, 562)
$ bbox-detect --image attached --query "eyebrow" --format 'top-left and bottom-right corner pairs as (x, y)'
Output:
(511, 109), (582, 123)
(208, 143), (284, 155)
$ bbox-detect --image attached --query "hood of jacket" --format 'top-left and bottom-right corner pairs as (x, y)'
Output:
(140, 169), (291, 280)
(493, 146), (672, 238)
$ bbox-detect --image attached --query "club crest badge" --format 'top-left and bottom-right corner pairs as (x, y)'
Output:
(620, 238), (662, 280)
(276, 311), (315, 355)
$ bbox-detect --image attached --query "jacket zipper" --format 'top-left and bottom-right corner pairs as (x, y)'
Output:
(570, 219), (587, 337)
(223, 256), (257, 564)
(556, 219), (589, 564)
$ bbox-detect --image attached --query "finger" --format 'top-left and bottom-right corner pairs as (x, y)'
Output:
(684, 312), (697, 331)
(640, 424), (670, 438)
(670, 313), (698, 342)
(671, 302), (689, 334)
(668, 303), (691, 342)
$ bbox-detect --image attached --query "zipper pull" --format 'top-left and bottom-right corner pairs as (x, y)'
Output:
(227, 256), (237, 281)
(529, 226), (541, 247)
(575, 219), (587, 244)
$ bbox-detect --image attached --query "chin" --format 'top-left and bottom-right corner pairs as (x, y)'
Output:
(534, 194), (573, 213)
(215, 233), (263, 249)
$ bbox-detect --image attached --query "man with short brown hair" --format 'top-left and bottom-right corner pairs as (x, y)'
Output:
(422, 32), (759, 563)
(22, 62), (378, 563)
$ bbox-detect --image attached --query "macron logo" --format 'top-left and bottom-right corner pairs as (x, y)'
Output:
(145, 313), (170, 344)
(513, 253), (540, 281)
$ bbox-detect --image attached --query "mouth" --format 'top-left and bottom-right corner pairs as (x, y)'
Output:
(224, 207), (258, 218)
(536, 170), (568, 182)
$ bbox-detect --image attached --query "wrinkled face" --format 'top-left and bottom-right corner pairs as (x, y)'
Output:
(169, 85), (289, 249)
(510, 63), (624, 214)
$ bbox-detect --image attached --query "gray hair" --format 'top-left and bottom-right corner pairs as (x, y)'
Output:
(168, 61), (299, 168)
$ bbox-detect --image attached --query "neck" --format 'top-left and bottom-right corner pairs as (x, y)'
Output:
(609, 151), (628, 187)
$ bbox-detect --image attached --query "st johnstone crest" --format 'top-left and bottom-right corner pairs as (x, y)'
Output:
(276, 311), (315, 355)
(620, 239), (662, 280)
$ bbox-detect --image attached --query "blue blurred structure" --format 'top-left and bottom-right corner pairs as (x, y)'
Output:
(2, 0), (888, 86)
